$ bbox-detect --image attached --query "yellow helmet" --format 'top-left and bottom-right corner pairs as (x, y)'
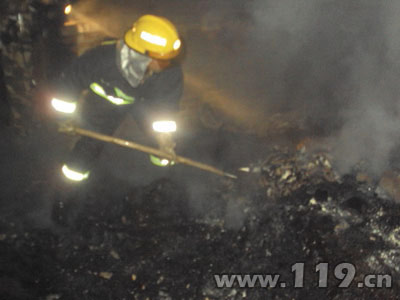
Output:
(124, 15), (181, 60)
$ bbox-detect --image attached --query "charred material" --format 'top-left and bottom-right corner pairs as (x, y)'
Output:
(0, 146), (399, 299)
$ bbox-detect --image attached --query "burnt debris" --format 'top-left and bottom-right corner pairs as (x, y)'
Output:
(0, 146), (399, 300)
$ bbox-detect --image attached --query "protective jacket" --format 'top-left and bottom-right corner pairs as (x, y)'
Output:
(53, 43), (183, 134)
(53, 43), (183, 178)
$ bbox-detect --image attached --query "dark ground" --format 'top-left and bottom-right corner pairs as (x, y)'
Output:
(0, 124), (399, 299)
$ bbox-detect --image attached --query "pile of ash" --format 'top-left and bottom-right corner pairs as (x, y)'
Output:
(0, 146), (399, 299)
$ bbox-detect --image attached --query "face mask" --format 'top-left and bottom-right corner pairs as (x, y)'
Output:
(116, 41), (152, 87)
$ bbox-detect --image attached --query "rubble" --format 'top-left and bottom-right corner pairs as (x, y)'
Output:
(378, 170), (400, 202)
(0, 144), (399, 299)
(250, 146), (341, 199)
(98, 272), (113, 280)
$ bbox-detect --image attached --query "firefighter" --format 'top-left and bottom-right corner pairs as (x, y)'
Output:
(50, 14), (183, 182)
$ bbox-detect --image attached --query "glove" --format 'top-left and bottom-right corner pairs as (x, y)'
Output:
(155, 132), (176, 162)
(57, 119), (78, 135)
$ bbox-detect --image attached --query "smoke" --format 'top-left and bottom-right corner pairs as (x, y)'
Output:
(333, 47), (400, 174)
(329, 1), (400, 174)
(65, 0), (400, 177)
(9, 0), (400, 232)
(70, 0), (151, 38)
(240, 0), (400, 175)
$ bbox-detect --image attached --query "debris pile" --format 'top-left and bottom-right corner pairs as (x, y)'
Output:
(0, 146), (399, 299)
(245, 146), (340, 199)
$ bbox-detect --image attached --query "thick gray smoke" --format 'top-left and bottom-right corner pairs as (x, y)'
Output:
(70, 0), (400, 176)
(187, 0), (400, 227)
(245, 0), (400, 174)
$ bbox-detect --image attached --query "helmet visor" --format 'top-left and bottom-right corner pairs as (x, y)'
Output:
(116, 40), (152, 87)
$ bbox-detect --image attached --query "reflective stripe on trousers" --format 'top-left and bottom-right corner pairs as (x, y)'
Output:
(149, 155), (175, 167)
(61, 164), (90, 181)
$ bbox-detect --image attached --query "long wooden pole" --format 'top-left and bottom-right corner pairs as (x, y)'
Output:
(59, 125), (237, 179)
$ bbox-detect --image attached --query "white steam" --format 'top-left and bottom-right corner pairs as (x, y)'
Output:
(248, 0), (400, 174)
